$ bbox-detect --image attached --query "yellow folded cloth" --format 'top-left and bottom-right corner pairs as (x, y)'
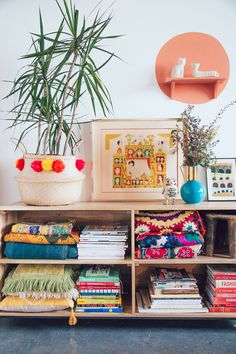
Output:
(4, 231), (79, 245)
(0, 296), (73, 312)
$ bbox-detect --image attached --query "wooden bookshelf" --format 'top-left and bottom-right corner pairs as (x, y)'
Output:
(0, 201), (236, 323)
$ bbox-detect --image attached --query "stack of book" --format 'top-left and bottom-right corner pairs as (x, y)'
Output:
(137, 268), (208, 313)
(78, 225), (128, 260)
(205, 265), (236, 312)
(76, 265), (123, 313)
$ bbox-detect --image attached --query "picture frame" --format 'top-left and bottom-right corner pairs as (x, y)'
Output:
(91, 119), (183, 201)
(206, 158), (236, 201)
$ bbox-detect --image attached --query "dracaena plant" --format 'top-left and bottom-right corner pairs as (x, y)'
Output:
(5, 0), (121, 155)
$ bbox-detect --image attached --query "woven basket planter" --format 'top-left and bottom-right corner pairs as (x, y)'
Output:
(16, 154), (85, 206)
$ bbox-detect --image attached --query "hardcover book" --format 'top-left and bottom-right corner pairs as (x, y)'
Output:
(78, 266), (120, 283)
(207, 265), (236, 279)
(151, 268), (196, 283)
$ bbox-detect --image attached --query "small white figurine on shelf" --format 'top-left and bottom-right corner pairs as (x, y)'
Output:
(162, 178), (178, 205)
(192, 63), (219, 77)
(171, 57), (186, 78)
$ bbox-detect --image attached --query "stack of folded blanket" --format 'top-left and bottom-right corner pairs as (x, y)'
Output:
(0, 264), (78, 314)
(135, 210), (205, 259)
(4, 222), (79, 259)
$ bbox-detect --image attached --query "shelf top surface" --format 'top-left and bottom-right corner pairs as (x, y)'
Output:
(1, 200), (236, 211)
(165, 77), (226, 84)
(1, 255), (234, 265)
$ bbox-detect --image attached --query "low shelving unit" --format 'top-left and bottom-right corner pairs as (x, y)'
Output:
(0, 201), (235, 321)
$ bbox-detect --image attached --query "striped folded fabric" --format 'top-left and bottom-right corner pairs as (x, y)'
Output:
(11, 222), (73, 236)
(4, 231), (79, 245)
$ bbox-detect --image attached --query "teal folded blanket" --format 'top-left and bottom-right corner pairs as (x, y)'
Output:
(4, 242), (78, 259)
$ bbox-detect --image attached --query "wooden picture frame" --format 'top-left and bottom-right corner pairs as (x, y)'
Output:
(206, 158), (236, 201)
(91, 119), (183, 201)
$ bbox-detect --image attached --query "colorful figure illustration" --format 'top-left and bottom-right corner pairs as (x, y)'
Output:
(112, 134), (167, 188)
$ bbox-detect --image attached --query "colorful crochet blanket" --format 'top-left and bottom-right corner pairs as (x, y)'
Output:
(135, 211), (205, 240)
(137, 232), (204, 249)
(4, 231), (79, 245)
(135, 244), (202, 259)
(11, 222), (73, 236)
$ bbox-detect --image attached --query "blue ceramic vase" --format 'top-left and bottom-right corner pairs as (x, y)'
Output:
(180, 166), (206, 204)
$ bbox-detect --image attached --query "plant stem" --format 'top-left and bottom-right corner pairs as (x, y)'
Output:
(63, 103), (77, 155)
(55, 51), (78, 154)
(37, 121), (42, 154)
(43, 121), (51, 154)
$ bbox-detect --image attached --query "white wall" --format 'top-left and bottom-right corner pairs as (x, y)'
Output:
(0, 0), (236, 204)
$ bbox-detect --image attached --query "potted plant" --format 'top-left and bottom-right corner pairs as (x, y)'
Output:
(172, 105), (220, 204)
(5, 0), (120, 206)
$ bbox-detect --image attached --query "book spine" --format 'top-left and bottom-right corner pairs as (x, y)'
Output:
(75, 307), (123, 313)
(78, 295), (119, 299)
(79, 290), (120, 295)
(77, 299), (121, 305)
(76, 304), (121, 307)
(78, 286), (121, 293)
(212, 297), (236, 306)
(211, 274), (236, 280)
(224, 307), (236, 312)
(78, 277), (119, 283)
(208, 306), (224, 312)
(214, 288), (236, 294)
(161, 289), (199, 295)
(210, 279), (236, 288)
(77, 282), (120, 287)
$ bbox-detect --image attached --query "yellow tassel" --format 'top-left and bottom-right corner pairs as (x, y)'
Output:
(69, 308), (77, 326)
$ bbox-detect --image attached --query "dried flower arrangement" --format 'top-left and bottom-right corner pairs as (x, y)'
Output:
(172, 101), (236, 168)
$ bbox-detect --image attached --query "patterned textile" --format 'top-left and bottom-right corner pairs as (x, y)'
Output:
(135, 211), (205, 240)
(135, 244), (203, 259)
(4, 242), (78, 259)
(4, 231), (79, 245)
(11, 222), (73, 236)
(0, 296), (73, 312)
(2, 264), (75, 295)
(137, 232), (204, 249)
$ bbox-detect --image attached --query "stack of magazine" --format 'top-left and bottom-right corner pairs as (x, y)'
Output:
(205, 265), (236, 312)
(78, 225), (128, 259)
(76, 265), (123, 313)
(137, 268), (208, 313)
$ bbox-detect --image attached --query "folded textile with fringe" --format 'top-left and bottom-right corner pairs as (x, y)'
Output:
(4, 242), (78, 259)
(11, 222), (73, 236)
(135, 244), (203, 259)
(2, 264), (76, 295)
(4, 231), (79, 245)
(6, 288), (79, 300)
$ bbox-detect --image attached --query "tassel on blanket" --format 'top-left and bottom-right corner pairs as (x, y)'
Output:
(69, 308), (77, 326)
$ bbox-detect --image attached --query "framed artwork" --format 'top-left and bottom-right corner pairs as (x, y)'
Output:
(206, 158), (236, 201)
(92, 119), (183, 201)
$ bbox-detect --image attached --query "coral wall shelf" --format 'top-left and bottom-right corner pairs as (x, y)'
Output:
(164, 77), (226, 100)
